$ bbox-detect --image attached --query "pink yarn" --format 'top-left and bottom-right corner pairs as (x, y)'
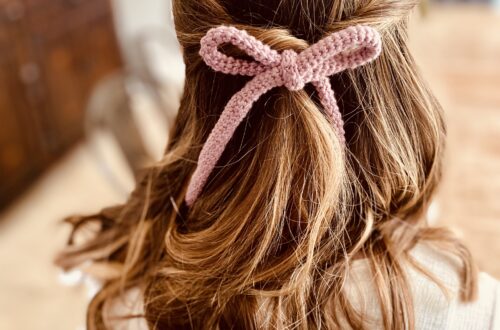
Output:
(185, 25), (382, 206)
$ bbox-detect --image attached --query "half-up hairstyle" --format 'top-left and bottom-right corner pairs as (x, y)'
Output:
(57, 0), (477, 329)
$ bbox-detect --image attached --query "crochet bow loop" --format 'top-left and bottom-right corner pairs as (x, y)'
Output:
(277, 25), (383, 91)
(199, 26), (281, 77)
(296, 25), (382, 84)
(199, 25), (382, 90)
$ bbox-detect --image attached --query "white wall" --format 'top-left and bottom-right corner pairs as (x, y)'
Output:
(110, 0), (176, 69)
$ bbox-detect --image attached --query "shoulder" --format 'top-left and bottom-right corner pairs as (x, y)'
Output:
(345, 243), (500, 330)
(106, 287), (149, 330)
(446, 271), (499, 330)
(410, 243), (499, 330)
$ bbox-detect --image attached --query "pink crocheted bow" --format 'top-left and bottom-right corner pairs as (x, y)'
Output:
(185, 25), (382, 206)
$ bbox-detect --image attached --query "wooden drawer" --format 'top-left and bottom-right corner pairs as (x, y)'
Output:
(0, 0), (122, 210)
(38, 15), (122, 152)
(0, 55), (40, 207)
(0, 1), (25, 24)
(0, 1), (25, 47)
(23, 0), (109, 38)
(0, 56), (27, 176)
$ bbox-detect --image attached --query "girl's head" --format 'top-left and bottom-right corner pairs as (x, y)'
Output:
(175, 0), (442, 221)
(58, 0), (475, 329)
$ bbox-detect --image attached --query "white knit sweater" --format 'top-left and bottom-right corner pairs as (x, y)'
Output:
(343, 243), (500, 329)
(106, 243), (500, 329)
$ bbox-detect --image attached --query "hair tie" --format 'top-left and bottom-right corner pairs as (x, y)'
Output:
(185, 25), (382, 206)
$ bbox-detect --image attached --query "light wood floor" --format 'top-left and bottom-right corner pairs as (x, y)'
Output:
(0, 5), (499, 330)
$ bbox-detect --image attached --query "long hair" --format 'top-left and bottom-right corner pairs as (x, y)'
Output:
(56, 0), (477, 329)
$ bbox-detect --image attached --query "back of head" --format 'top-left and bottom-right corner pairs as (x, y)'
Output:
(57, 1), (476, 329)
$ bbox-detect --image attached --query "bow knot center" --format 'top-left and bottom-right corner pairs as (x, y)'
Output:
(280, 50), (305, 91)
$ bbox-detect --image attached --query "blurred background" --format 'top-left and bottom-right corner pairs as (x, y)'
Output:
(0, 1), (499, 329)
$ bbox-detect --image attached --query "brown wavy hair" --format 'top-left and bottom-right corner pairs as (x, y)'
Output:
(56, 0), (477, 329)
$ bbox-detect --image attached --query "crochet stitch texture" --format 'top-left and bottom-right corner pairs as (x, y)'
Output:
(185, 25), (382, 206)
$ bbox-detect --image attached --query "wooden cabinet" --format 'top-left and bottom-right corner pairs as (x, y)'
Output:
(0, 0), (122, 210)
